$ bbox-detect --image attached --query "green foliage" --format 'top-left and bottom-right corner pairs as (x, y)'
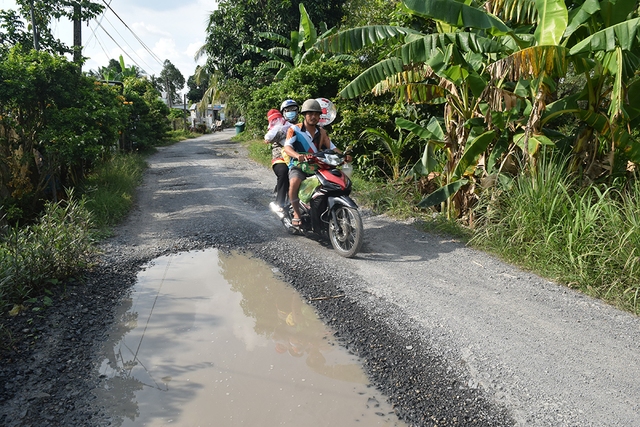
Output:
(0, 195), (95, 307)
(158, 59), (185, 104)
(200, 0), (345, 81)
(7, 0), (104, 54)
(0, 48), (128, 220)
(245, 138), (272, 168)
(245, 60), (355, 134)
(122, 76), (171, 151)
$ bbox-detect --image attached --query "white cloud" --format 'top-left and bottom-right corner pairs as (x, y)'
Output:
(0, 0), (216, 91)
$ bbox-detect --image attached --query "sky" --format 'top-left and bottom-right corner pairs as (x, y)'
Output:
(0, 0), (217, 93)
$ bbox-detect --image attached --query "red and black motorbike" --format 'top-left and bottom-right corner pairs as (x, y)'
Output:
(271, 150), (364, 258)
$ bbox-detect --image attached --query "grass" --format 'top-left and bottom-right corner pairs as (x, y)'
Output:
(82, 153), (147, 235)
(0, 195), (96, 307)
(163, 129), (199, 145)
(471, 157), (640, 315)
(0, 152), (146, 311)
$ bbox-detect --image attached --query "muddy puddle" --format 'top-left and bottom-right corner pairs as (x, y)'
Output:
(94, 249), (407, 426)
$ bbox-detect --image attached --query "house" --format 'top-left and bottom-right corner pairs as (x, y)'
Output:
(190, 104), (225, 130)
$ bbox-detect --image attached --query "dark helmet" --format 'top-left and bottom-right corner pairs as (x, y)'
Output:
(280, 99), (298, 112)
(300, 99), (322, 114)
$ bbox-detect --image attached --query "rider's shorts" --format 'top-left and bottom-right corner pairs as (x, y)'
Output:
(288, 166), (313, 181)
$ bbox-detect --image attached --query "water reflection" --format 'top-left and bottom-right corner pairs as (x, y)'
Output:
(94, 249), (406, 426)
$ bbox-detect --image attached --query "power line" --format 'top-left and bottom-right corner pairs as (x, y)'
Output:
(100, 0), (165, 67)
(100, 13), (156, 74)
(85, 0), (111, 46)
(92, 19), (146, 73)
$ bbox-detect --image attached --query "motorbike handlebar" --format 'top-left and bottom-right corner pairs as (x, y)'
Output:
(299, 150), (351, 165)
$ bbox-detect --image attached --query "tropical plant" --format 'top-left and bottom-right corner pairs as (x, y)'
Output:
(199, 0), (345, 81)
(317, 0), (640, 218)
(359, 126), (415, 181)
(192, 65), (226, 117)
(242, 3), (352, 81)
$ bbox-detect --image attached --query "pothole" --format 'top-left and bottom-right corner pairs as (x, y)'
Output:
(93, 249), (407, 426)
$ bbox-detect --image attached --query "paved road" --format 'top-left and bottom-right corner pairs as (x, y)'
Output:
(114, 130), (640, 426)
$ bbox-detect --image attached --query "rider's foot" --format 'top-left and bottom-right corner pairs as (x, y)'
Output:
(292, 217), (302, 227)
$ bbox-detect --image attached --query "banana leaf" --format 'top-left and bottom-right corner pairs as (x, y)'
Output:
(339, 58), (405, 98)
(403, 0), (510, 35)
(318, 26), (417, 53)
(569, 18), (640, 54)
(396, 117), (445, 143)
(564, 0), (600, 40)
(298, 3), (317, 50)
(417, 179), (469, 208)
(534, 0), (568, 46)
(453, 131), (496, 179)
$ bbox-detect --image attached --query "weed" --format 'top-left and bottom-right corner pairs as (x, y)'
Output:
(0, 195), (95, 307)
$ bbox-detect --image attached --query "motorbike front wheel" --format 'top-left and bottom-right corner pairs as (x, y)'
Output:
(329, 206), (363, 258)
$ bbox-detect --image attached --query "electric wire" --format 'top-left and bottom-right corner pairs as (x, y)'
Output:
(92, 18), (145, 72)
(100, 0), (165, 67)
(85, 0), (111, 46)
(100, 13), (156, 74)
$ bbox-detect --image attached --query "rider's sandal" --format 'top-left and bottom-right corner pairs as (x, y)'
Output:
(292, 218), (302, 227)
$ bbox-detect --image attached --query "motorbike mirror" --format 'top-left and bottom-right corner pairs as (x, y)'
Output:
(316, 98), (336, 127)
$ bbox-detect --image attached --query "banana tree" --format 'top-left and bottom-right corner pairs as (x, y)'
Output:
(490, 0), (640, 178)
(193, 65), (226, 117)
(318, 1), (511, 216)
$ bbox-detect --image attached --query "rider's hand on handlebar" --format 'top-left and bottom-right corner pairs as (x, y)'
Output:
(297, 154), (308, 162)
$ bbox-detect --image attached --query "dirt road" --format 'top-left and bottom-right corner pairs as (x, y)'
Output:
(2, 130), (639, 426)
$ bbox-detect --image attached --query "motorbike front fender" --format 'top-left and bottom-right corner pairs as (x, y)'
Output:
(327, 195), (358, 210)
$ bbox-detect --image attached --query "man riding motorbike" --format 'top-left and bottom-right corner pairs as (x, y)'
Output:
(283, 99), (350, 228)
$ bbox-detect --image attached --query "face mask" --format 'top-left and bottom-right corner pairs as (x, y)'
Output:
(284, 111), (297, 121)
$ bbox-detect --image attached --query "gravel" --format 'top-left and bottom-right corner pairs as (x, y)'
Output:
(2, 129), (639, 427)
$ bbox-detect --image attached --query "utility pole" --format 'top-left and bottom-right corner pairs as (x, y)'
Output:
(73, 3), (82, 65)
(166, 77), (172, 108)
(29, 0), (39, 51)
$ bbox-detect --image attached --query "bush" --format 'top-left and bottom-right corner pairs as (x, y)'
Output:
(0, 48), (128, 221)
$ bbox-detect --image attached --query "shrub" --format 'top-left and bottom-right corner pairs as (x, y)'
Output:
(0, 195), (95, 307)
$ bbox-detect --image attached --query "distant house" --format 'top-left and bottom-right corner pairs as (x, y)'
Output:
(189, 104), (225, 130)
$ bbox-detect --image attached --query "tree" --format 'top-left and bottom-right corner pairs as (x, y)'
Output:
(0, 47), (127, 218)
(242, 3), (327, 81)
(87, 56), (143, 82)
(6, 0), (104, 54)
(157, 60), (185, 105)
(186, 73), (207, 103)
(198, 0), (345, 81)
(0, 9), (31, 52)
(317, 0), (640, 218)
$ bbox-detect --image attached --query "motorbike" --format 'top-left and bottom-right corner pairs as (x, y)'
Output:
(270, 150), (364, 258)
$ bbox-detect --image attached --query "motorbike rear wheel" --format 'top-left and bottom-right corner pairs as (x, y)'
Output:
(329, 206), (363, 258)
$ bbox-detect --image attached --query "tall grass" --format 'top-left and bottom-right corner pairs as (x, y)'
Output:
(471, 157), (640, 314)
(83, 153), (146, 232)
(0, 196), (95, 306)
